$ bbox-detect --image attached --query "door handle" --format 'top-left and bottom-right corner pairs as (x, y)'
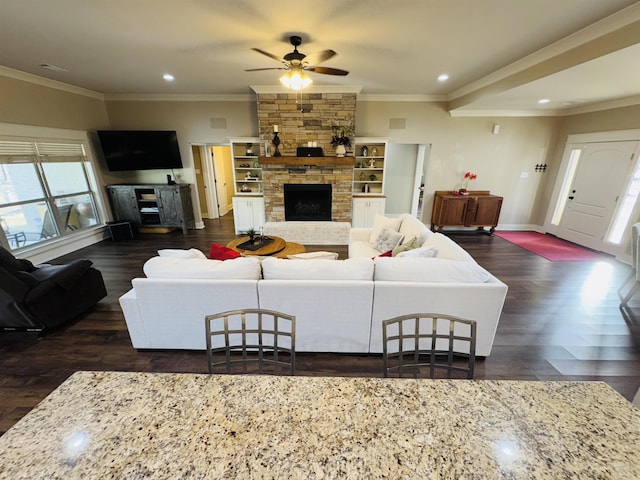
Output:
(568, 196), (574, 200)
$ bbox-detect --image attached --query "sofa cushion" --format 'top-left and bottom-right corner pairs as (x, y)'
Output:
(349, 241), (382, 259)
(143, 256), (261, 279)
(396, 246), (439, 258)
(392, 236), (420, 256)
(262, 257), (374, 280)
(369, 214), (402, 244)
(398, 214), (432, 246)
(287, 251), (339, 260)
(372, 225), (404, 253)
(373, 257), (491, 283)
(158, 248), (207, 259)
(421, 232), (475, 262)
(209, 242), (242, 260)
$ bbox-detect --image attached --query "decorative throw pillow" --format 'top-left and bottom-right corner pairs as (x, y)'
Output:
(371, 250), (393, 260)
(398, 214), (431, 246)
(368, 214), (403, 244)
(209, 242), (241, 261)
(372, 225), (404, 253)
(158, 248), (207, 259)
(392, 236), (420, 256)
(396, 246), (439, 258)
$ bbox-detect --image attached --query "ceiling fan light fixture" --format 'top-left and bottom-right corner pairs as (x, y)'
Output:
(280, 69), (312, 90)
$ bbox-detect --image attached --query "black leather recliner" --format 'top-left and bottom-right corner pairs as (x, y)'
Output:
(0, 246), (107, 330)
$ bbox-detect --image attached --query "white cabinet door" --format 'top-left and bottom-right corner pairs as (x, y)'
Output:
(232, 197), (265, 234)
(352, 197), (385, 227)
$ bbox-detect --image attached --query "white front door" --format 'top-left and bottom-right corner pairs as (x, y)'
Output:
(556, 141), (637, 251)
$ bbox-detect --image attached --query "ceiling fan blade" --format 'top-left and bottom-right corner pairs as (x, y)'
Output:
(303, 49), (336, 66)
(306, 66), (349, 76)
(244, 67), (288, 72)
(251, 47), (283, 63)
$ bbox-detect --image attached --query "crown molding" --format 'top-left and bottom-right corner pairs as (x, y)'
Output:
(450, 93), (640, 117)
(563, 94), (640, 115)
(104, 93), (255, 102)
(358, 94), (446, 102)
(0, 65), (104, 100)
(449, 109), (564, 118)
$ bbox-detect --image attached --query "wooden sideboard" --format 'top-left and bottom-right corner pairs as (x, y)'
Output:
(431, 190), (503, 233)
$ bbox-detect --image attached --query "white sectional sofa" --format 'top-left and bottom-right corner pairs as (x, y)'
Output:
(119, 215), (508, 356)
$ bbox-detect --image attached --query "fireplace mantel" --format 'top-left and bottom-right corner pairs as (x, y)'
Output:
(258, 156), (355, 166)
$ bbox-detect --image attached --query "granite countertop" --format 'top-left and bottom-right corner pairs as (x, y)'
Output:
(0, 371), (639, 479)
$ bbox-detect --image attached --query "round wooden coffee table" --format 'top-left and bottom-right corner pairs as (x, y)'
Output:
(227, 236), (306, 258)
(274, 242), (305, 258)
(227, 236), (285, 256)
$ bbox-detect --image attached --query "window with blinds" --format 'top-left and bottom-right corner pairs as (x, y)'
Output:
(0, 140), (101, 250)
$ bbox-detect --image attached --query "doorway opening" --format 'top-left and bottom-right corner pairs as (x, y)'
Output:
(384, 143), (431, 220)
(191, 144), (233, 220)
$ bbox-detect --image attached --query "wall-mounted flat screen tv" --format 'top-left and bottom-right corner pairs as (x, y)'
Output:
(96, 130), (183, 171)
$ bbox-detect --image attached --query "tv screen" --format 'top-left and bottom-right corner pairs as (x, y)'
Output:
(96, 130), (183, 171)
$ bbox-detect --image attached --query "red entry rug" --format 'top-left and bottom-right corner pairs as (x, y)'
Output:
(494, 231), (605, 261)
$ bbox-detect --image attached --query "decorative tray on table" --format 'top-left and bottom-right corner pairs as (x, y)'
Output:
(237, 236), (274, 251)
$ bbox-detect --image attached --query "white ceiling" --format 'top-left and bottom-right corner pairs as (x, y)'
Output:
(1, 0), (640, 115)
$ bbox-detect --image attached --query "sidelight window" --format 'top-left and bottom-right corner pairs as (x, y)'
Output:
(609, 157), (640, 244)
(550, 148), (581, 226)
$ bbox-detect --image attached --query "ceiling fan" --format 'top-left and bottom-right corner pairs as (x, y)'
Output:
(246, 35), (349, 89)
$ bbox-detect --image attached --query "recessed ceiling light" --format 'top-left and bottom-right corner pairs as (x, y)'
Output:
(538, 98), (550, 105)
(163, 73), (175, 82)
(437, 73), (449, 83)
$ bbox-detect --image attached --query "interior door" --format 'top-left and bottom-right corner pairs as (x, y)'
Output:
(556, 141), (637, 251)
(211, 146), (231, 217)
(192, 146), (209, 218)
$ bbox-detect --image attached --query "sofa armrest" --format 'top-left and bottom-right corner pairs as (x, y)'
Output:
(25, 259), (94, 300)
(349, 228), (372, 243)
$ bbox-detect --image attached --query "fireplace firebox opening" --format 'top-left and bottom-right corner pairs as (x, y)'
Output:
(284, 184), (332, 221)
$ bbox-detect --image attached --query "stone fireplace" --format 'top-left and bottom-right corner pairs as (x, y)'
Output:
(260, 160), (354, 223)
(255, 91), (357, 223)
(284, 184), (332, 221)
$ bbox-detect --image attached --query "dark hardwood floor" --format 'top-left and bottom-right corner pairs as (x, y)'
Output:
(2, 213), (640, 434)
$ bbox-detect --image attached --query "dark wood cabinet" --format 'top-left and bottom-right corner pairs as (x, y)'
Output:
(107, 184), (195, 234)
(431, 190), (503, 233)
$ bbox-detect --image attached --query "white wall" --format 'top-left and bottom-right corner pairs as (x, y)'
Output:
(5, 72), (640, 237)
(356, 100), (561, 229)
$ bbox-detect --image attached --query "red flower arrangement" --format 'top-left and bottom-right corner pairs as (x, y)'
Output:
(464, 171), (478, 182)
(456, 171), (477, 195)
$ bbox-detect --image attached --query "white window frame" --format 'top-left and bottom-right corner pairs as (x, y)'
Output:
(0, 123), (109, 262)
